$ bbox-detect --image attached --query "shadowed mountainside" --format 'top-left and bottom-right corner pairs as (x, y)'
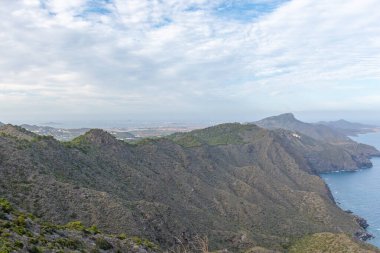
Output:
(0, 123), (376, 251)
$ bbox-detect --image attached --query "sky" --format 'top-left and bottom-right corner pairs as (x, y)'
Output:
(1, 0), (380, 126)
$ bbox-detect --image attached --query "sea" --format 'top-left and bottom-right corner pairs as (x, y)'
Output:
(321, 131), (380, 248)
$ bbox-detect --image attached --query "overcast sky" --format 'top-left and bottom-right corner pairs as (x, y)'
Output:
(1, 0), (380, 125)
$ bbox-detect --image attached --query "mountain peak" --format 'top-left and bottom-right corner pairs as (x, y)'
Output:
(80, 129), (119, 146)
(256, 113), (300, 125)
(275, 113), (296, 121)
(255, 114), (352, 143)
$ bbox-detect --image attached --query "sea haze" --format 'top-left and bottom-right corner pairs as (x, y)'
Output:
(321, 131), (380, 247)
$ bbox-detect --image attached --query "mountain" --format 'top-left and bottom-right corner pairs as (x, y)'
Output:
(0, 121), (3, 126)
(254, 113), (351, 143)
(0, 123), (375, 252)
(319, 119), (379, 136)
(254, 113), (380, 173)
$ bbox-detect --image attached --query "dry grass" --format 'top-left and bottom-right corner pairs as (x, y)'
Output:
(289, 233), (380, 253)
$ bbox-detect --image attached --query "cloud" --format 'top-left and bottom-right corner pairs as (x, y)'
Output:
(0, 0), (380, 123)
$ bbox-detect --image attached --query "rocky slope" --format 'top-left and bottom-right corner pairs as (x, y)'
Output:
(0, 123), (375, 251)
(0, 198), (157, 253)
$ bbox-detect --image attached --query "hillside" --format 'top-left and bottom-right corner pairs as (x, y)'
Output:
(0, 123), (376, 251)
(169, 123), (380, 173)
(2, 199), (377, 253)
(254, 114), (380, 172)
(254, 113), (350, 143)
(289, 233), (380, 253)
(0, 198), (157, 253)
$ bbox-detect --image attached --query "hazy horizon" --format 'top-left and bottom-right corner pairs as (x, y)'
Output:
(2, 110), (380, 129)
(1, 0), (380, 127)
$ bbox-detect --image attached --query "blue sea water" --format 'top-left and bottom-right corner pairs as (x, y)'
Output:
(321, 131), (380, 247)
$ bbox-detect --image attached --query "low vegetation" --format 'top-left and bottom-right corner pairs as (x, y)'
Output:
(168, 123), (251, 147)
(0, 198), (158, 252)
(288, 233), (380, 253)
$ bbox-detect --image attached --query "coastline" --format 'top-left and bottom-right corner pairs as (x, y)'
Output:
(321, 170), (375, 242)
(320, 129), (380, 246)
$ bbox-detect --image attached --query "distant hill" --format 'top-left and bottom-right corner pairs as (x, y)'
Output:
(21, 124), (136, 141)
(254, 113), (351, 143)
(319, 119), (379, 136)
(0, 121), (4, 126)
(0, 123), (376, 251)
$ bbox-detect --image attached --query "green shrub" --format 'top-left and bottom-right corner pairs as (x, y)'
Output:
(2, 232), (11, 237)
(28, 246), (42, 253)
(0, 199), (12, 213)
(27, 213), (36, 221)
(14, 240), (24, 249)
(55, 238), (83, 250)
(0, 210), (7, 220)
(117, 233), (127, 240)
(0, 240), (13, 253)
(132, 236), (143, 245)
(85, 225), (100, 235)
(3, 222), (12, 228)
(64, 221), (85, 231)
(16, 215), (27, 226)
(132, 236), (157, 249)
(29, 238), (39, 245)
(143, 240), (157, 250)
(95, 237), (113, 250)
(13, 226), (26, 235)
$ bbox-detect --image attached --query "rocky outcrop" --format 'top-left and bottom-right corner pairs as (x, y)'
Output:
(354, 215), (370, 230)
(355, 231), (374, 241)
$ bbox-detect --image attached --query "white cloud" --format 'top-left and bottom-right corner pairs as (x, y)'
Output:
(0, 0), (380, 123)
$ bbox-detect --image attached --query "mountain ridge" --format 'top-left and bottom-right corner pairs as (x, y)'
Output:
(254, 113), (351, 143)
(0, 122), (376, 251)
